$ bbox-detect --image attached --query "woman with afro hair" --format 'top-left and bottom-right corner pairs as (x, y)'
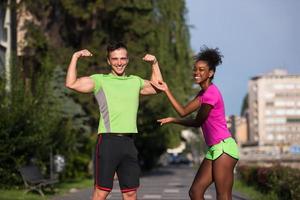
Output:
(155, 46), (239, 200)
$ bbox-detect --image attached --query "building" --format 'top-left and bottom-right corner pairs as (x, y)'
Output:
(248, 69), (300, 152)
(227, 115), (248, 146)
(0, 0), (17, 93)
(1, 0), (12, 92)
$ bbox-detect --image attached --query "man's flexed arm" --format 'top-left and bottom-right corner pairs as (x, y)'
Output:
(140, 54), (163, 95)
(143, 54), (163, 83)
(65, 49), (95, 93)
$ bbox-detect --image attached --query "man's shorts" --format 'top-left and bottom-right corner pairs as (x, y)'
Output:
(205, 137), (239, 160)
(94, 134), (140, 193)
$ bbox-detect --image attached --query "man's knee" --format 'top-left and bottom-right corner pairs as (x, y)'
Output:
(93, 188), (110, 200)
(122, 190), (137, 200)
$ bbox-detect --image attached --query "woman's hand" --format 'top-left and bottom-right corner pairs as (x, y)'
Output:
(150, 80), (169, 92)
(157, 117), (177, 126)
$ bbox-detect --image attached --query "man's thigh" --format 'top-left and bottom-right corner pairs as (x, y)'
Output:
(116, 139), (140, 193)
(94, 135), (119, 192)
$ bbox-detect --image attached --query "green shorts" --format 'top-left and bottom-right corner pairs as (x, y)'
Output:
(205, 137), (239, 160)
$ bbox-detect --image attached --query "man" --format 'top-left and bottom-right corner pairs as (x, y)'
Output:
(65, 41), (162, 200)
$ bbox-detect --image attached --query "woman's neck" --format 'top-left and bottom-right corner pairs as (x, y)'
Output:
(200, 80), (212, 90)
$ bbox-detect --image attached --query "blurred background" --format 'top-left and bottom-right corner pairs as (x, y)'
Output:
(1, 0), (300, 199)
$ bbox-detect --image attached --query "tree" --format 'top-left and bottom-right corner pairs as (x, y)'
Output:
(1, 0), (193, 186)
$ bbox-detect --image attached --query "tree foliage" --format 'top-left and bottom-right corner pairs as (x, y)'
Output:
(1, 0), (193, 186)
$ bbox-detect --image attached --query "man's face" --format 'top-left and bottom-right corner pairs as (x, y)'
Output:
(107, 48), (129, 76)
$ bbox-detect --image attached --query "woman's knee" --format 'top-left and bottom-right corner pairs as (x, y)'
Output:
(189, 185), (204, 199)
(216, 192), (231, 200)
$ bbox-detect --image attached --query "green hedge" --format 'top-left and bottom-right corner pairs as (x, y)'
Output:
(237, 164), (300, 200)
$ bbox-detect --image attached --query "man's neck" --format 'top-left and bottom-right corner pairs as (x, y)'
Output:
(110, 71), (126, 77)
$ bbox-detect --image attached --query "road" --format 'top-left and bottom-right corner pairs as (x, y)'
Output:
(52, 165), (249, 200)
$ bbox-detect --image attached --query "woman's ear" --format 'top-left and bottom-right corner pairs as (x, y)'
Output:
(209, 70), (214, 78)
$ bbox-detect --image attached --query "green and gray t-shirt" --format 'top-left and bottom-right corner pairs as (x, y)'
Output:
(90, 73), (144, 134)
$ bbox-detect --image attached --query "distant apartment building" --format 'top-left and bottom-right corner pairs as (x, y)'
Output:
(248, 69), (300, 148)
(227, 115), (248, 146)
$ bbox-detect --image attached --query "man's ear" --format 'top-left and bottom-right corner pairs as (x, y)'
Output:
(107, 58), (111, 65)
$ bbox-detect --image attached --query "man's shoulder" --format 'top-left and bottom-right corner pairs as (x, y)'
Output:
(90, 73), (108, 80)
(128, 75), (143, 80)
(90, 73), (104, 77)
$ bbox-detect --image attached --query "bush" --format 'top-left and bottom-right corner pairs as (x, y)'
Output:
(237, 164), (300, 200)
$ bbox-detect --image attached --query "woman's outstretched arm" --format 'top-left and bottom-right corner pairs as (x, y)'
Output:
(152, 81), (201, 117)
(157, 104), (212, 127)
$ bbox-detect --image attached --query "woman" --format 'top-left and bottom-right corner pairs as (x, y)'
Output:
(156, 46), (239, 200)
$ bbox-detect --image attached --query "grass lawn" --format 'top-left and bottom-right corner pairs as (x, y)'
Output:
(234, 179), (278, 200)
(0, 178), (93, 200)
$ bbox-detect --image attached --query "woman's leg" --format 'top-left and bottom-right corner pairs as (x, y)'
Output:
(189, 158), (213, 200)
(212, 154), (238, 200)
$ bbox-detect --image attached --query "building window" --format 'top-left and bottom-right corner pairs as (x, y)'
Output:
(273, 84), (284, 90)
(265, 93), (275, 99)
(287, 118), (300, 123)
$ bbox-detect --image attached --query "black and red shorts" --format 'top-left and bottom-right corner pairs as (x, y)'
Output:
(94, 133), (140, 193)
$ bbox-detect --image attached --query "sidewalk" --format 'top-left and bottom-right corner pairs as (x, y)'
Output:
(52, 165), (249, 200)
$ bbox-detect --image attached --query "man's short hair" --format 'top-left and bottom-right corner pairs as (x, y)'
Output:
(107, 41), (127, 58)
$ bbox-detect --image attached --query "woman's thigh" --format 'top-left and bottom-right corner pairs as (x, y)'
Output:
(212, 153), (238, 194)
(190, 158), (213, 192)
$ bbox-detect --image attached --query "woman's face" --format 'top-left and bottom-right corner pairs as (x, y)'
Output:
(193, 60), (214, 85)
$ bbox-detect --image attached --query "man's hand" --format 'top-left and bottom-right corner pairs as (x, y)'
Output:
(142, 54), (157, 65)
(157, 117), (177, 126)
(73, 49), (93, 59)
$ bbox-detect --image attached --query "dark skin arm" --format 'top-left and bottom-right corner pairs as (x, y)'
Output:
(157, 104), (213, 127)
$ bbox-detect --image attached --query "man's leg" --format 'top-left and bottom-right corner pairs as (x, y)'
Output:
(122, 191), (137, 200)
(93, 135), (117, 199)
(117, 137), (140, 200)
(92, 188), (110, 200)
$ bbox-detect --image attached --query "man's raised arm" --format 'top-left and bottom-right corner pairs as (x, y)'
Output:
(65, 49), (95, 93)
(140, 54), (163, 95)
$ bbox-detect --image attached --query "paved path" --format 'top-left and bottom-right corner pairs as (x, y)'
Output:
(52, 165), (249, 200)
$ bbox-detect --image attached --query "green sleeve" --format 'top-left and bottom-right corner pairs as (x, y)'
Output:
(134, 75), (145, 90)
(90, 74), (103, 93)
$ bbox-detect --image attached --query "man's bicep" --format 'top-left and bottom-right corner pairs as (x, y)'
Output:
(140, 80), (156, 95)
(71, 77), (95, 93)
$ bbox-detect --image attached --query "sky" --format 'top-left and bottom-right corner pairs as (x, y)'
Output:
(185, 0), (300, 116)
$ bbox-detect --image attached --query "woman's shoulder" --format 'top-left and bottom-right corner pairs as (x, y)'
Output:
(207, 83), (222, 94)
